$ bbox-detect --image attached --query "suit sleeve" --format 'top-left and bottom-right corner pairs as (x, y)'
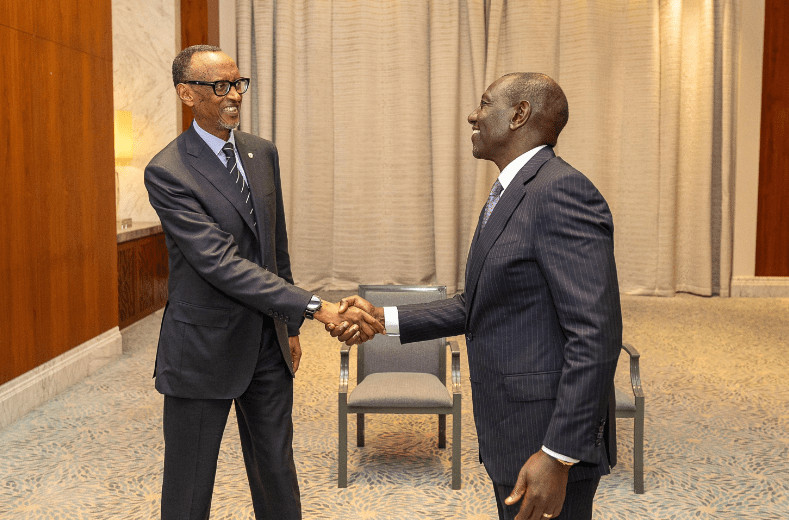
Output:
(145, 156), (312, 323)
(397, 293), (467, 344)
(534, 171), (622, 463)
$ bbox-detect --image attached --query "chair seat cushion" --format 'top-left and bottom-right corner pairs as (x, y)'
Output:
(615, 386), (636, 413)
(348, 372), (452, 408)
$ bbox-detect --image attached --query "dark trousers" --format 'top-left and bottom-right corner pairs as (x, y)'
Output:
(492, 476), (600, 520)
(160, 335), (300, 520)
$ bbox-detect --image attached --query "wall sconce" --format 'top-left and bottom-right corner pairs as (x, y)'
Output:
(114, 110), (134, 166)
(114, 110), (133, 228)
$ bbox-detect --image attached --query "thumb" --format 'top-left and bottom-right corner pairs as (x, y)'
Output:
(504, 471), (528, 505)
(362, 310), (385, 334)
(338, 298), (350, 313)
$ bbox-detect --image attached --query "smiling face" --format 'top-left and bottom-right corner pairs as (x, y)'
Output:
(467, 76), (518, 168)
(178, 51), (242, 140)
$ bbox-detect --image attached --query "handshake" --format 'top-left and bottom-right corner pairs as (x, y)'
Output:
(313, 296), (385, 345)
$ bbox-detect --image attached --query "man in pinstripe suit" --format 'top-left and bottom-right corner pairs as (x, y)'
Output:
(331, 73), (622, 520)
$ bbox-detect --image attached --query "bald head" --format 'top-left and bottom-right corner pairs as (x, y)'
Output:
(501, 72), (568, 147)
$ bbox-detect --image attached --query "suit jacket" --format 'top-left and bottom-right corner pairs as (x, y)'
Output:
(397, 147), (622, 485)
(144, 125), (312, 400)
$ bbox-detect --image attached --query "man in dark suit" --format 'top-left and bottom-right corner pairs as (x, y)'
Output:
(332, 73), (622, 520)
(145, 45), (383, 519)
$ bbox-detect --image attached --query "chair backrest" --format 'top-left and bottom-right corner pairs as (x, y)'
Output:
(358, 285), (447, 382)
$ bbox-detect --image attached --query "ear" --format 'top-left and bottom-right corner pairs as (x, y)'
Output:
(177, 84), (195, 107)
(510, 100), (531, 131)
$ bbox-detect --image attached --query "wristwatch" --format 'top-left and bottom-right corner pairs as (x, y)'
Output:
(303, 295), (322, 320)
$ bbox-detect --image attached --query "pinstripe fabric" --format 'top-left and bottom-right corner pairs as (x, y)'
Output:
(398, 147), (622, 487)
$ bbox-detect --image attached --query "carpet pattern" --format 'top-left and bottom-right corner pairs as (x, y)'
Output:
(1, 295), (788, 519)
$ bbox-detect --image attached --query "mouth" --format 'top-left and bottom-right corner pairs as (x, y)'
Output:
(222, 106), (240, 117)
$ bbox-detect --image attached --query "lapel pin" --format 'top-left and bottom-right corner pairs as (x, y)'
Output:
(248, 153), (253, 158)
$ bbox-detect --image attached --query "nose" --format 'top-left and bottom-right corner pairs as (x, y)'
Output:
(227, 85), (242, 102)
(468, 108), (478, 125)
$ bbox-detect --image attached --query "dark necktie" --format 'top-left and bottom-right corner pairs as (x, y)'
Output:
(481, 179), (503, 228)
(221, 142), (255, 227)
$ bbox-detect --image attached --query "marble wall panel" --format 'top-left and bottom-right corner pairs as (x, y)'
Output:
(112, 0), (177, 223)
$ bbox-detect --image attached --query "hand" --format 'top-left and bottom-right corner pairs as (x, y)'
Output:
(505, 450), (570, 520)
(314, 299), (385, 344)
(289, 335), (302, 373)
(325, 296), (385, 345)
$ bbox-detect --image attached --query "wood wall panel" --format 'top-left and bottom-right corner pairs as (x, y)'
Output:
(0, 0), (35, 34)
(756, 0), (789, 276)
(0, 26), (38, 379)
(180, 0), (220, 132)
(0, 0), (116, 385)
(118, 235), (169, 330)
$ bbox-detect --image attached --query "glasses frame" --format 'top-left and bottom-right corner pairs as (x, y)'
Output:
(182, 78), (251, 96)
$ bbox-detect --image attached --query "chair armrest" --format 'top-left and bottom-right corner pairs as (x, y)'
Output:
(448, 340), (461, 394)
(622, 342), (644, 399)
(339, 343), (354, 395)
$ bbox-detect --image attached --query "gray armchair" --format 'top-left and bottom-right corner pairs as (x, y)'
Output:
(338, 285), (462, 489)
(615, 342), (645, 494)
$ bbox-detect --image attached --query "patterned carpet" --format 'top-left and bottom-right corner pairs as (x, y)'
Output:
(1, 295), (788, 519)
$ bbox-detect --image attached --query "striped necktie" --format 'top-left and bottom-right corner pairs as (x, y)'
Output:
(221, 142), (255, 226)
(481, 179), (503, 228)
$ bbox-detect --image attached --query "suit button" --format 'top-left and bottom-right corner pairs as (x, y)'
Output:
(595, 440), (602, 446)
(268, 310), (274, 316)
(465, 333), (474, 341)
(285, 316), (289, 322)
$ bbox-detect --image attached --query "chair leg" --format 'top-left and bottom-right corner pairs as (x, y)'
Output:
(451, 401), (461, 490)
(339, 401), (348, 488)
(438, 414), (446, 449)
(357, 413), (365, 447)
(634, 407), (644, 494)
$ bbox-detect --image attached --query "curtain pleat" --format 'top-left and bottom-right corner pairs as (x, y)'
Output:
(237, 0), (739, 296)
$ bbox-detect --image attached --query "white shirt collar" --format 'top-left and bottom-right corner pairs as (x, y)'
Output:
(497, 145), (547, 192)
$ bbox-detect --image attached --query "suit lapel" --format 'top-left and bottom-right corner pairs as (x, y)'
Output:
(184, 126), (259, 240)
(234, 132), (272, 265)
(464, 147), (555, 316)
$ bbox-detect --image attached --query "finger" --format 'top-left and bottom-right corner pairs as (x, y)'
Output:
(362, 311), (385, 334)
(505, 475), (527, 506)
(345, 331), (362, 346)
(358, 321), (376, 339)
(514, 500), (537, 520)
(325, 323), (335, 332)
(331, 321), (350, 338)
(338, 298), (349, 313)
(338, 324), (359, 343)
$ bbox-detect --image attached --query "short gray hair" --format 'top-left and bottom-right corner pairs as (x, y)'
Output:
(502, 72), (569, 147)
(172, 45), (222, 87)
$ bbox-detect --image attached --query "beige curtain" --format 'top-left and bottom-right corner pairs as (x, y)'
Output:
(237, 0), (739, 296)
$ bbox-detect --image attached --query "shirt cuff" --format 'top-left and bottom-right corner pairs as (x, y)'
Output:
(542, 446), (580, 464)
(383, 306), (399, 336)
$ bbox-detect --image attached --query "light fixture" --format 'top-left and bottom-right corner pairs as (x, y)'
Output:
(114, 110), (133, 228)
(114, 110), (133, 166)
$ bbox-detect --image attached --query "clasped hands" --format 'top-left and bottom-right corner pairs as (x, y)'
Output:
(314, 296), (384, 345)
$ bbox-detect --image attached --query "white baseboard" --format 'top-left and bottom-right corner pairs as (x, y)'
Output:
(730, 276), (789, 297)
(0, 327), (122, 430)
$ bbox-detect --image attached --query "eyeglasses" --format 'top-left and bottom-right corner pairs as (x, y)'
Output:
(182, 78), (251, 96)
